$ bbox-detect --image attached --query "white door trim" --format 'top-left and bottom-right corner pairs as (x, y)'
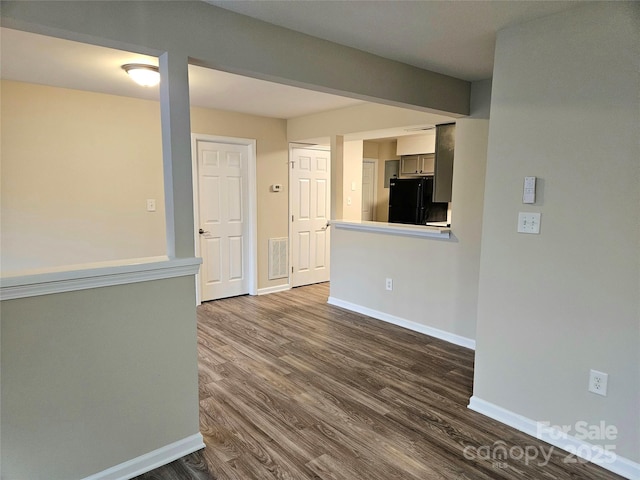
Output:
(362, 157), (378, 221)
(191, 133), (257, 304)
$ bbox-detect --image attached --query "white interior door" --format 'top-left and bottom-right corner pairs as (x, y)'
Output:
(290, 146), (331, 288)
(362, 159), (377, 221)
(196, 139), (250, 301)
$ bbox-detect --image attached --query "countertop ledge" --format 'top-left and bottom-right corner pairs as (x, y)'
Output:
(0, 256), (202, 300)
(332, 220), (451, 239)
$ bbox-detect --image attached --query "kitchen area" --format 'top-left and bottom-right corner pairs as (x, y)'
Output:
(375, 123), (454, 227)
(335, 122), (457, 240)
(326, 113), (489, 348)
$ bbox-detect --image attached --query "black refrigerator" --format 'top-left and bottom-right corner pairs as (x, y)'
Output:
(388, 177), (448, 225)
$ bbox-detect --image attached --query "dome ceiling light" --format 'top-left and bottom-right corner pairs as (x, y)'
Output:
(121, 63), (160, 87)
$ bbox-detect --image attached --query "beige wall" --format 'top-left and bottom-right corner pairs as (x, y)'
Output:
(1, 276), (200, 479)
(474, 2), (639, 461)
(0, 81), (289, 290)
(362, 141), (378, 159)
(190, 107), (288, 290)
(0, 80), (166, 273)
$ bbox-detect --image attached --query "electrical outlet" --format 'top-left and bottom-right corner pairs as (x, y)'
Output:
(588, 369), (608, 396)
(385, 278), (393, 291)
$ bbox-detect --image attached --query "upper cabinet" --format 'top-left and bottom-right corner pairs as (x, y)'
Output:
(399, 153), (435, 176)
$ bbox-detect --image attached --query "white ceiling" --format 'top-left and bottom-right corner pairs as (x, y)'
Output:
(0, 28), (363, 120)
(205, 0), (580, 81)
(1, 1), (580, 121)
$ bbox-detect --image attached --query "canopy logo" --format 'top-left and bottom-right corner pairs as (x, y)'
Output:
(462, 421), (618, 470)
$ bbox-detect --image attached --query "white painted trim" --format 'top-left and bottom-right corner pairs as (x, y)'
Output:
(191, 134), (202, 305)
(327, 296), (475, 350)
(468, 396), (640, 480)
(81, 433), (205, 480)
(191, 134), (258, 304)
(332, 220), (451, 239)
(257, 284), (291, 296)
(0, 257), (202, 301)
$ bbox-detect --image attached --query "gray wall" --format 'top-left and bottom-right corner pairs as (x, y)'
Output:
(473, 2), (639, 460)
(1, 277), (200, 479)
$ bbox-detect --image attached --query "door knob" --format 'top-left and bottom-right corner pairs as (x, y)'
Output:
(198, 228), (210, 235)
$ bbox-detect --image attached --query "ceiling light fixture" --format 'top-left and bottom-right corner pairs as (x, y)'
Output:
(121, 63), (160, 87)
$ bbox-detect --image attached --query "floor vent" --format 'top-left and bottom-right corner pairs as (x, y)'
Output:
(268, 237), (288, 280)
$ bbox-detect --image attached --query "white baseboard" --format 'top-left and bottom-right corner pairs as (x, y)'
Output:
(257, 284), (290, 295)
(468, 396), (640, 480)
(82, 433), (205, 480)
(327, 296), (476, 350)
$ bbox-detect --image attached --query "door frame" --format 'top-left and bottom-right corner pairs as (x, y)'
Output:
(191, 133), (258, 304)
(288, 142), (331, 287)
(362, 157), (379, 221)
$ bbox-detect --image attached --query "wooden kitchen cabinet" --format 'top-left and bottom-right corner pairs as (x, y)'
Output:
(399, 153), (435, 175)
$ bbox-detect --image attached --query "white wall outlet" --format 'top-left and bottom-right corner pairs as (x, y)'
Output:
(385, 278), (393, 291)
(347, 196), (352, 206)
(517, 212), (541, 234)
(271, 184), (282, 192)
(588, 369), (608, 396)
(146, 199), (156, 212)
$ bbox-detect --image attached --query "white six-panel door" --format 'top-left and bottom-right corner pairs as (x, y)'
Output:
(290, 146), (331, 288)
(196, 139), (250, 301)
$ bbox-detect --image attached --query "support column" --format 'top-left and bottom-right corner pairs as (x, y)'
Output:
(159, 51), (195, 259)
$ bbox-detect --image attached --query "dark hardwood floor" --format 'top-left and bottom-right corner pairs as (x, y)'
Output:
(136, 283), (624, 480)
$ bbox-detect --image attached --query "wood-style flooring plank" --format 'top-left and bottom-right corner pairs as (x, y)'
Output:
(140, 282), (625, 480)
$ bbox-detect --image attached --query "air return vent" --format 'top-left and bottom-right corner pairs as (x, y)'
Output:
(268, 237), (288, 280)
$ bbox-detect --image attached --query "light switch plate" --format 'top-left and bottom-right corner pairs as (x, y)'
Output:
(146, 199), (156, 212)
(523, 176), (536, 204)
(517, 212), (541, 234)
